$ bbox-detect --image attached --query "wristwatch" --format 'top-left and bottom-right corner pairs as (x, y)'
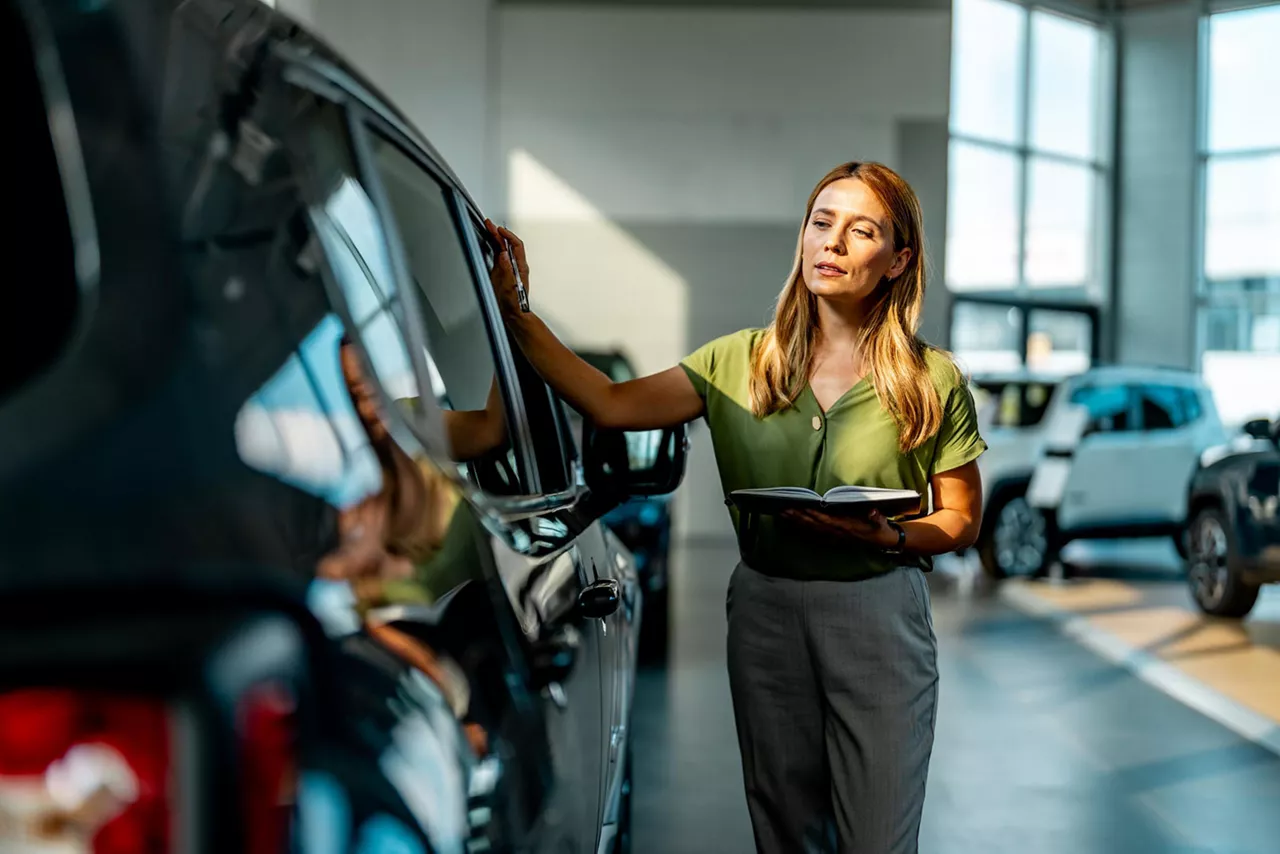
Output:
(883, 520), (907, 555)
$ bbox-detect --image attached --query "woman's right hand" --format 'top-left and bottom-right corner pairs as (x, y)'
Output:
(484, 219), (529, 322)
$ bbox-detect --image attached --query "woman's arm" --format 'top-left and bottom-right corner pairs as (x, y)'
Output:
(782, 461), (984, 555)
(484, 221), (704, 431)
(444, 375), (507, 461)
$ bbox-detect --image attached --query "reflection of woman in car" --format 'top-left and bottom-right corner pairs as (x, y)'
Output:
(486, 162), (986, 854)
(323, 338), (491, 756)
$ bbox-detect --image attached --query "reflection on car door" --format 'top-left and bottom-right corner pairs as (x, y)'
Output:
(351, 114), (614, 853)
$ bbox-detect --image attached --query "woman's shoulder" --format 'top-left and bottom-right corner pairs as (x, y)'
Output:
(920, 343), (968, 394)
(684, 328), (766, 368)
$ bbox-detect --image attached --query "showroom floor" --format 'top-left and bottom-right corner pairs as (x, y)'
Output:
(630, 541), (1280, 854)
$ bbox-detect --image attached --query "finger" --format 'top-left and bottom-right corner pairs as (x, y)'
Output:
(497, 226), (524, 251)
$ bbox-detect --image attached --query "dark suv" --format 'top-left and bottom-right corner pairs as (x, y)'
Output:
(1185, 417), (1280, 618)
(0, 1), (685, 851)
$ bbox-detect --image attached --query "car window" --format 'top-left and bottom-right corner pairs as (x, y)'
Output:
(972, 380), (1058, 429)
(1138, 384), (1188, 430)
(363, 132), (527, 496)
(1070, 383), (1133, 433)
(1181, 387), (1204, 424)
(462, 214), (572, 493)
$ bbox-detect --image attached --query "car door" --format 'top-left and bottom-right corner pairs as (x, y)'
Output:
(1128, 383), (1205, 525)
(1056, 382), (1146, 531)
(343, 110), (615, 853)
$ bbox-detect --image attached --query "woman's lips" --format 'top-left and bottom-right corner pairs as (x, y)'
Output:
(814, 264), (845, 277)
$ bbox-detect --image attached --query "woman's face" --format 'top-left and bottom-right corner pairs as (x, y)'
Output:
(800, 178), (911, 305)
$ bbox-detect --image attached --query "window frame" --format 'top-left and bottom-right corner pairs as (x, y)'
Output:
(1193, 5), (1280, 362)
(945, 0), (1113, 306)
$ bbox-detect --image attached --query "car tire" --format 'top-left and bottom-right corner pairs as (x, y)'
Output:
(1172, 530), (1189, 560)
(1187, 506), (1260, 618)
(978, 490), (1050, 580)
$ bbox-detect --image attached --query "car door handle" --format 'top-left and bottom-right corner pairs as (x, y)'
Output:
(578, 578), (620, 620)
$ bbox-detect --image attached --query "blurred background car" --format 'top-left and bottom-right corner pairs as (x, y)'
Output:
(1185, 416), (1280, 617)
(966, 370), (1065, 577)
(972, 365), (1228, 578)
(574, 350), (674, 661)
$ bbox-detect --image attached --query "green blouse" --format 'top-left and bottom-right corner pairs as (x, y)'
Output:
(680, 328), (987, 580)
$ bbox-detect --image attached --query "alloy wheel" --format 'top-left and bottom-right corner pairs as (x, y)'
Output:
(992, 496), (1048, 577)
(1189, 513), (1230, 609)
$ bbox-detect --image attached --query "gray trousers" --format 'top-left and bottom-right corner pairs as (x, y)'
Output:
(726, 562), (939, 854)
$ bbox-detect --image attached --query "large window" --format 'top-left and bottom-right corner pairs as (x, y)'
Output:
(947, 0), (1109, 303)
(1197, 4), (1280, 426)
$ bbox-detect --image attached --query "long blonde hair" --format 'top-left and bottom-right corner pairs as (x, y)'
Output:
(748, 162), (951, 452)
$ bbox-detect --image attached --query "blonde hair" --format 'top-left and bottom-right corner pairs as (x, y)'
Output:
(748, 161), (953, 452)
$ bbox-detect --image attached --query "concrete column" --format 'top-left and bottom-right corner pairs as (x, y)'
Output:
(1115, 2), (1201, 369)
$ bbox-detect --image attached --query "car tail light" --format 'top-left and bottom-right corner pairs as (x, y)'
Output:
(0, 689), (171, 854)
(0, 685), (298, 854)
(237, 683), (297, 854)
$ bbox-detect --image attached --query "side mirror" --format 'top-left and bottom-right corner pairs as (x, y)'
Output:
(1242, 418), (1273, 441)
(582, 421), (689, 499)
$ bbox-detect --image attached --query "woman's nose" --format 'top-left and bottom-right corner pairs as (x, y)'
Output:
(825, 235), (846, 254)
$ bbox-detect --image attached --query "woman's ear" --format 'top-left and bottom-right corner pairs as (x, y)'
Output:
(888, 247), (913, 281)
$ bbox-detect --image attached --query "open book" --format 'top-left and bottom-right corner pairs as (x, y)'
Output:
(728, 485), (920, 518)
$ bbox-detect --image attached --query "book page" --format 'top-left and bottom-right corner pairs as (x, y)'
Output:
(733, 487), (822, 500)
(824, 485), (918, 501)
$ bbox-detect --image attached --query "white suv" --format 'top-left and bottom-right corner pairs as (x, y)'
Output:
(972, 366), (1228, 578)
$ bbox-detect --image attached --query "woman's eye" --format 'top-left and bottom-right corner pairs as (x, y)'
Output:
(812, 220), (830, 228)
(853, 228), (872, 238)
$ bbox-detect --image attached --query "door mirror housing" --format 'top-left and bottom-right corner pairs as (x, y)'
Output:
(581, 422), (689, 499)
(1242, 418), (1275, 442)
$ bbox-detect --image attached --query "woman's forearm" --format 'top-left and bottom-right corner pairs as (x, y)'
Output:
(508, 313), (618, 424)
(899, 509), (980, 555)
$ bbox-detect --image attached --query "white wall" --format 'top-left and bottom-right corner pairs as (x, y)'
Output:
(495, 6), (952, 540)
(279, 0), (494, 206)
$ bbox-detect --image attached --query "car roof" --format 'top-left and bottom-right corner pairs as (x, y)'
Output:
(1076, 364), (1206, 387)
(968, 371), (1067, 385)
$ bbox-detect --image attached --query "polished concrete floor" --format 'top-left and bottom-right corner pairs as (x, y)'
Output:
(631, 542), (1280, 854)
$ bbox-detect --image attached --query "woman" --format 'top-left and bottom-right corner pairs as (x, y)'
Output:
(486, 162), (986, 854)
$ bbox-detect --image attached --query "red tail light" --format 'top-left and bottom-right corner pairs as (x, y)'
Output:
(0, 689), (170, 854)
(0, 685), (297, 854)
(237, 683), (297, 854)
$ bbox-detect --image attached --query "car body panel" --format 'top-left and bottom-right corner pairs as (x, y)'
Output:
(1188, 437), (1280, 584)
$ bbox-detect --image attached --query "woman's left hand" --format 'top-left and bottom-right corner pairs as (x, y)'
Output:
(780, 507), (898, 548)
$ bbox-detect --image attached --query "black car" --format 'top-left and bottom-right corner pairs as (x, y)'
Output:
(574, 350), (675, 660)
(1, 1), (686, 851)
(1185, 417), (1280, 618)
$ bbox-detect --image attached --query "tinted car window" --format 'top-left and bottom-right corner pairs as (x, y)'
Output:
(1070, 384), (1133, 433)
(364, 133), (525, 495)
(464, 215), (572, 494)
(1138, 384), (1186, 430)
(972, 380), (1058, 428)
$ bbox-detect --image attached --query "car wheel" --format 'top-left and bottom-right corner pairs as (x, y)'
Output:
(1187, 506), (1259, 618)
(978, 491), (1049, 580)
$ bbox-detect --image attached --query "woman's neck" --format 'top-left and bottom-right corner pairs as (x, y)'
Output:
(813, 296), (869, 357)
